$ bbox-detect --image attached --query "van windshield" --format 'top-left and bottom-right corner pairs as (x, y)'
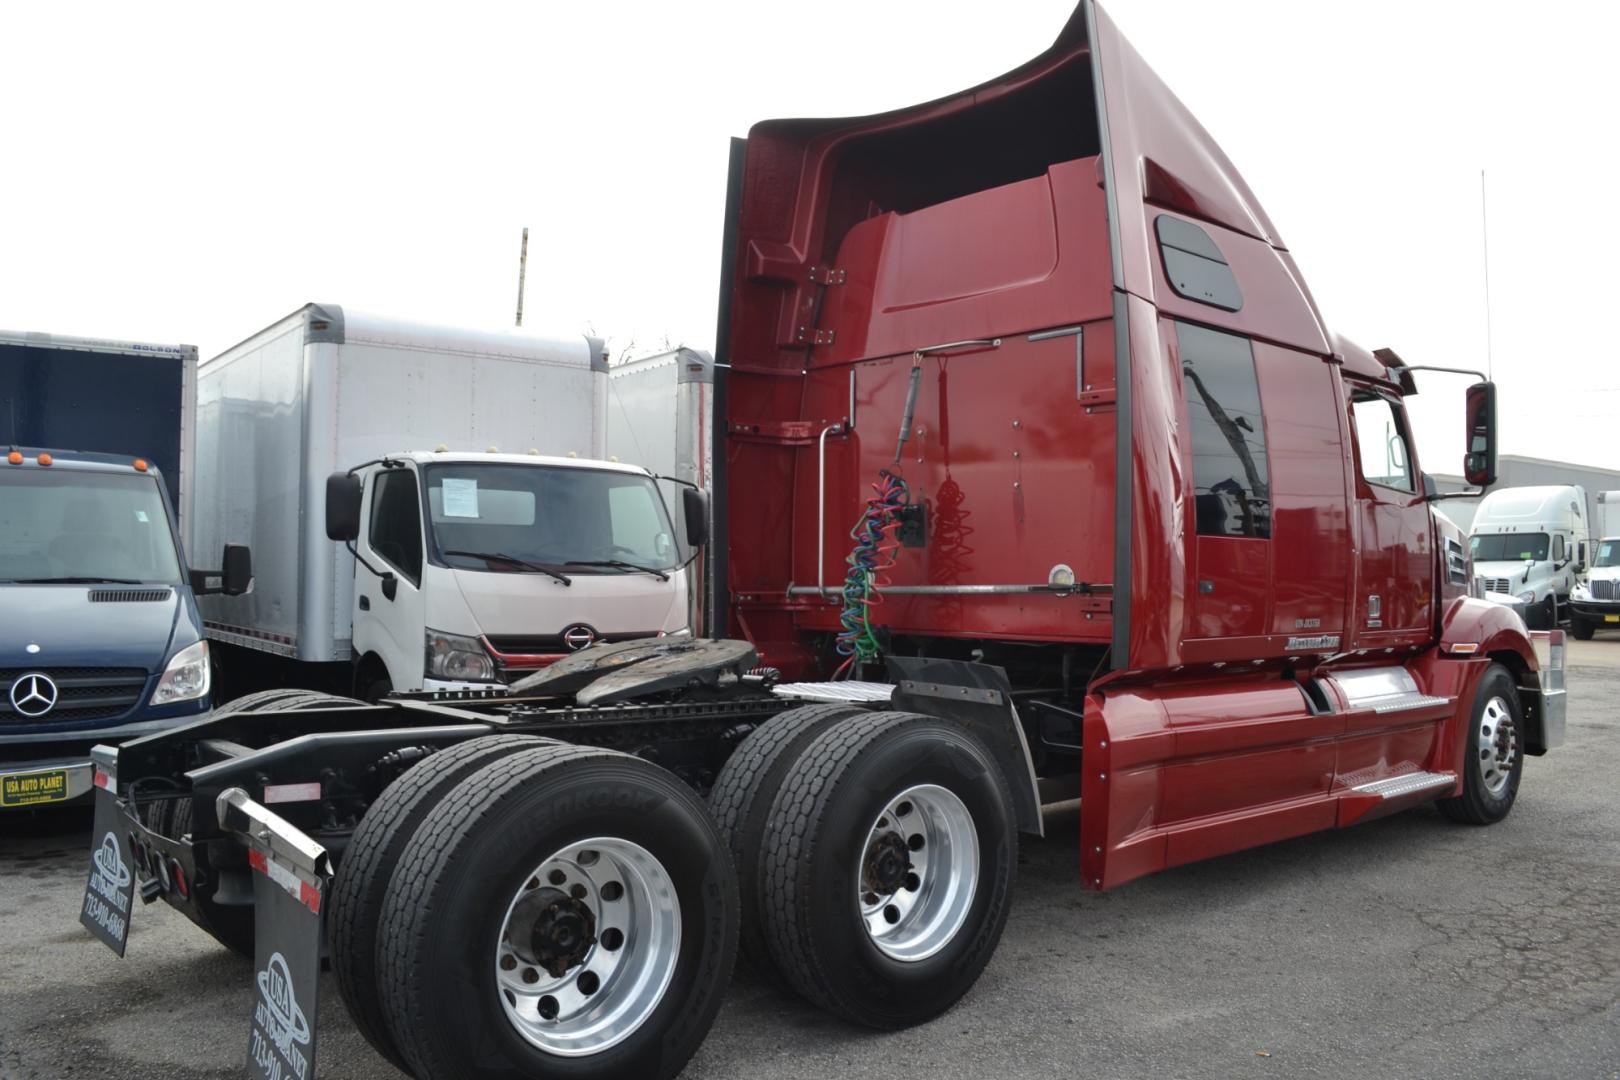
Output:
(1470, 533), (1549, 563)
(0, 469), (183, 584)
(423, 464), (678, 574)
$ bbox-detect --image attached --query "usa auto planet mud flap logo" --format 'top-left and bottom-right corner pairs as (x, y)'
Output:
(80, 774), (135, 956)
(248, 849), (324, 1080)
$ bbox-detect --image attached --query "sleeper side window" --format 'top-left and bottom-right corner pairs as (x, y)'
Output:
(1179, 321), (1271, 538)
(370, 468), (423, 583)
(1349, 392), (1415, 493)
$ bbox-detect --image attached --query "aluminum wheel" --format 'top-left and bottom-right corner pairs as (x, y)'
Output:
(855, 783), (979, 962)
(494, 837), (680, 1057)
(1477, 695), (1519, 797)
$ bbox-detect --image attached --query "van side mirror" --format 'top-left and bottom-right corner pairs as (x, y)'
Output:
(326, 472), (363, 541)
(221, 544), (253, 596)
(681, 487), (710, 550)
(1464, 382), (1497, 488)
(189, 544), (253, 596)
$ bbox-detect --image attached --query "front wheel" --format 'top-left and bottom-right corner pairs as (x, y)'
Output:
(1571, 616), (1595, 640)
(1438, 663), (1524, 825)
(378, 744), (738, 1080)
(759, 711), (1017, 1028)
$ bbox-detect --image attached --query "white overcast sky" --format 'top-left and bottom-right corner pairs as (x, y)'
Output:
(2, 0), (1614, 472)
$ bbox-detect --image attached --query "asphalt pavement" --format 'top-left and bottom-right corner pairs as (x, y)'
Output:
(3, 647), (1618, 1080)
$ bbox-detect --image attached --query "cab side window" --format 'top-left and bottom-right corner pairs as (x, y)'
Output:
(370, 469), (423, 583)
(1179, 321), (1271, 538)
(1349, 392), (1415, 493)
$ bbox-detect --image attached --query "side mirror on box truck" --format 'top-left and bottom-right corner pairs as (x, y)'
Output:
(682, 486), (710, 549)
(326, 472), (363, 541)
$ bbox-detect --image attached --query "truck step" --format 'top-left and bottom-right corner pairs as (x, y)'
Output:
(1351, 770), (1456, 800)
(772, 681), (896, 704)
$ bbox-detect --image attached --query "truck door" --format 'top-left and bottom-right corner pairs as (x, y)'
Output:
(1177, 321), (1273, 644)
(352, 466), (427, 693)
(1345, 386), (1431, 646)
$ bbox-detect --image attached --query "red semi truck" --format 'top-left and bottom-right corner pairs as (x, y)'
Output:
(79, 4), (1562, 1080)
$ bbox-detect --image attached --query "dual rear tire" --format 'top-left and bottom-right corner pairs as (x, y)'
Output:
(712, 706), (1018, 1028)
(333, 739), (737, 1080)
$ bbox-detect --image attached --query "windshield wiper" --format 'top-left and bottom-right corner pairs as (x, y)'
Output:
(564, 559), (670, 582)
(442, 550), (572, 586)
(12, 576), (149, 585)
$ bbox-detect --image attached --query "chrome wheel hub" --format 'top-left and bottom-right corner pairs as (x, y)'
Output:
(856, 784), (979, 963)
(1477, 695), (1518, 797)
(494, 837), (680, 1057)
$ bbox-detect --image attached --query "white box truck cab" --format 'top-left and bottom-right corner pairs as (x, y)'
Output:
(1469, 484), (1589, 630)
(324, 452), (700, 698)
(195, 305), (716, 701)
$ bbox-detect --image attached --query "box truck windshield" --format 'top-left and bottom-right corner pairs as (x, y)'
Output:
(0, 469), (183, 585)
(424, 464), (679, 574)
(1594, 540), (1620, 568)
(1470, 533), (1550, 563)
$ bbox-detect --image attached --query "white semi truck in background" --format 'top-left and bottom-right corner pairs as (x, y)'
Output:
(1468, 484), (1590, 630)
(193, 304), (713, 699)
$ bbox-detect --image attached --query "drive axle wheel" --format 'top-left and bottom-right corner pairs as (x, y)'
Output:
(379, 744), (738, 1080)
(856, 784), (979, 962)
(330, 734), (548, 1073)
(1438, 663), (1524, 825)
(495, 837), (680, 1056)
(708, 702), (865, 977)
(761, 711), (1016, 1028)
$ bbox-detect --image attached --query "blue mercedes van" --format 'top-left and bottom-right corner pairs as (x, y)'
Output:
(0, 448), (249, 810)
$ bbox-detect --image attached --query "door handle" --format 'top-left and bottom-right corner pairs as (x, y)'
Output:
(358, 595), (371, 611)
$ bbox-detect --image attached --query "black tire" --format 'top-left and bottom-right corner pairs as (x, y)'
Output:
(708, 702), (865, 977)
(362, 674), (394, 704)
(379, 744), (738, 1080)
(759, 711), (1017, 1028)
(330, 734), (549, 1073)
(1572, 616), (1595, 640)
(1438, 663), (1525, 825)
(210, 687), (316, 716)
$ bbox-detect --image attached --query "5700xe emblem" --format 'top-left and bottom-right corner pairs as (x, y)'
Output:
(9, 673), (58, 718)
(561, 624), (598, 651)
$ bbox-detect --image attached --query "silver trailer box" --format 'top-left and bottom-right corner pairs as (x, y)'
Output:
(192, 303), (608, 663)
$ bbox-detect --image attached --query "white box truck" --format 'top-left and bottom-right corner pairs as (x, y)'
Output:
(194, 304), (698, 698)
(1468, 484), (1590, 629)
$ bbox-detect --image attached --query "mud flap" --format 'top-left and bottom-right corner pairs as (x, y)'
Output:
(79, 753), (134, 956)
(217, 788), (329, 1080)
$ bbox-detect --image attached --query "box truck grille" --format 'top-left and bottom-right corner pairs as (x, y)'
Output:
(1485, 578), (1513, 595)
(0, 668), (148, 723)
(1592, 580), (1619, 601)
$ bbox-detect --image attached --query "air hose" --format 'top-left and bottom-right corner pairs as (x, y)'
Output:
(833, 470), (909, 678)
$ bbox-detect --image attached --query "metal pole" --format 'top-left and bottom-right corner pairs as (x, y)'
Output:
(515, 226), (529, 328)
(1480, 171), (1493, 382)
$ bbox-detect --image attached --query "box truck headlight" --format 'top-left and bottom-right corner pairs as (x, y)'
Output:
(1574, 582), (1590, 601)
(151, 641), (211, 705)
(425, 629), (496, 682)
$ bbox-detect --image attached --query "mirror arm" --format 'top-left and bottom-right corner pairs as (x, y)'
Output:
(1399, 363), (1490, 383)
(1426, 488), (1487, 503)
(346, 540), (392, 581)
